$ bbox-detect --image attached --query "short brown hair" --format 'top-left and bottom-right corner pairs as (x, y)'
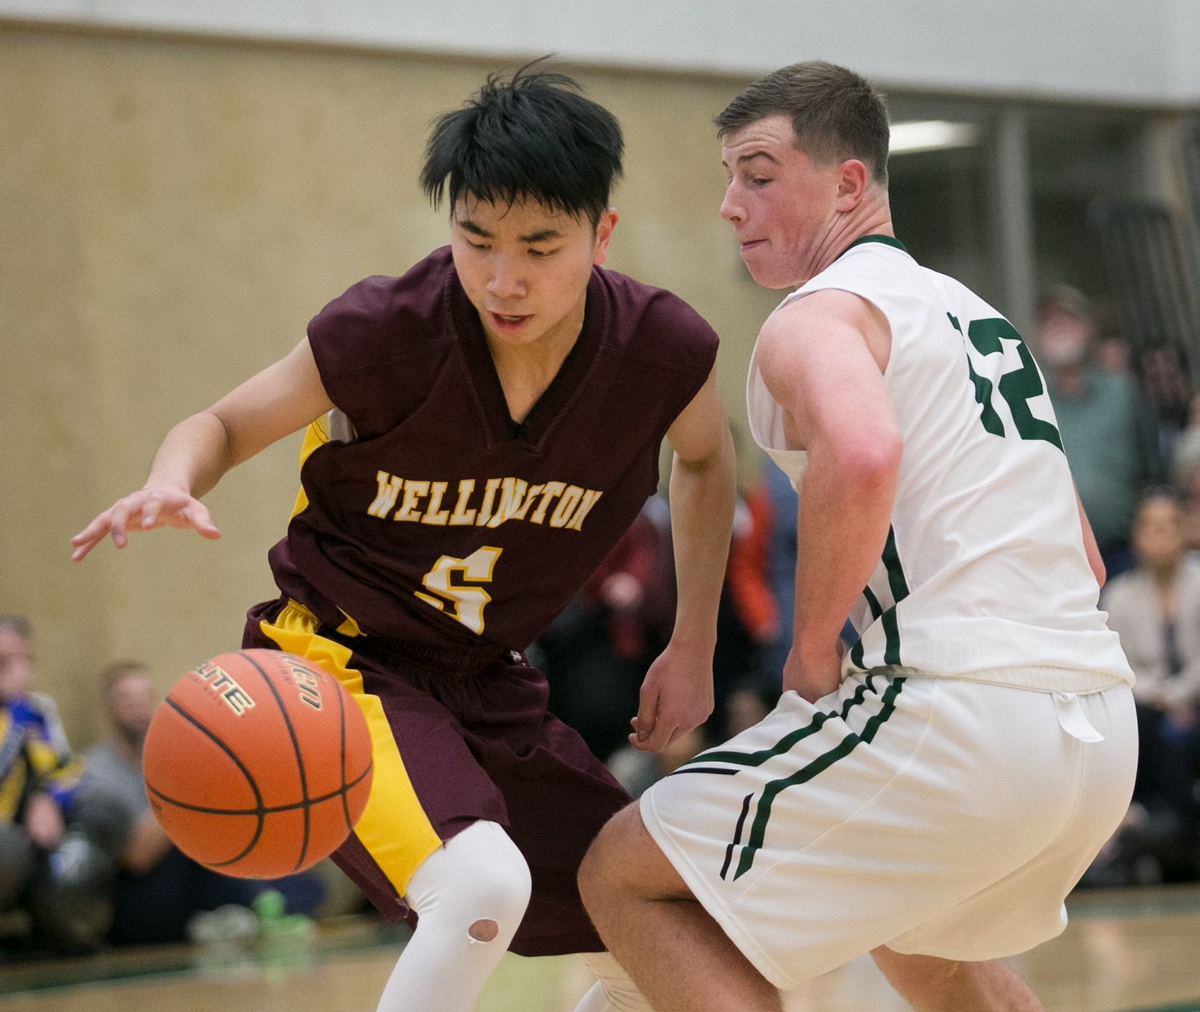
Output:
(1036, 284), (1095, 323)
(99, 660), (150, 696)
(715, 61), (890, 185)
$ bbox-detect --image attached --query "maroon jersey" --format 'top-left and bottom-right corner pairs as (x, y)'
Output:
(269, 247), (717, 654)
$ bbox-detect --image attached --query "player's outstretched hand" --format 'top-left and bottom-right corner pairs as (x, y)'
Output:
(70, 485), (221, 561)
(629, 644), (714, 753)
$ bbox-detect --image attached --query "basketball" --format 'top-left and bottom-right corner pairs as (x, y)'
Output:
(142, 649), (373, 878)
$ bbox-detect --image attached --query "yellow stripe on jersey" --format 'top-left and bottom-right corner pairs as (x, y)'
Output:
(290, 415), (331, 520)
(258, 600), (442, 896)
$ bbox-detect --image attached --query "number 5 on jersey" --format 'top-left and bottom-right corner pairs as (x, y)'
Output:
(950, 313), (1063, 450)
(415, 546), (503, 634)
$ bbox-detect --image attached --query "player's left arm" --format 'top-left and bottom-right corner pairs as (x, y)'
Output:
(630, 367), (736, 752)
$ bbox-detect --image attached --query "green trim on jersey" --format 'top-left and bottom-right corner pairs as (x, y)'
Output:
(850, 526), (910, 669)
(850, 586), (883, 668)
(841, 234), (908, 257)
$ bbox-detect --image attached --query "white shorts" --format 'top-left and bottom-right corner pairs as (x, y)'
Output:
(640, 670), (1136, 989)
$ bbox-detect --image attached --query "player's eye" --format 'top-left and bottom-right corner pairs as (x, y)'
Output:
(466, 239), (490, 251)
(527, 247), (558, 258)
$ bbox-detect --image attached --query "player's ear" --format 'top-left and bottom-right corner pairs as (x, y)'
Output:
(592, 208), (619, 266)
(835, 160), (870, 210)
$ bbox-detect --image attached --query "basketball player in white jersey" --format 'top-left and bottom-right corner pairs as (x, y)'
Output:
(579, 61), (1138, 1011)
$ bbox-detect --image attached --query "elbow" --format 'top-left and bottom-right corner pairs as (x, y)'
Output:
(835, 428), (902, 492)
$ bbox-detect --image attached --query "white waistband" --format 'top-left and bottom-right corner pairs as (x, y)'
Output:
(871, 664), (1125, 694)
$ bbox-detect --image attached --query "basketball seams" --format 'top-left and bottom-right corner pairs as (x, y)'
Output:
(146, 764), (372, 817)
(238, 651), (313, 875)
(144, 649), (373, 878)
(336, 673), (354, 833)
(152, 698), (269, 866)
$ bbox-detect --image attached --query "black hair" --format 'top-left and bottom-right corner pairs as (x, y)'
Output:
(715, 61), (889, 185)
(420, 61), (623, 227)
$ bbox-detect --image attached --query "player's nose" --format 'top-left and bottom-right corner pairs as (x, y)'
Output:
(486, 254), (527, 299)
(720, 186), (745, 226)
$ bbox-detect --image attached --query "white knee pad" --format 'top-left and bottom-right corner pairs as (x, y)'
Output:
(404, 819), (532, 947)
(376, 822), (533, 1012)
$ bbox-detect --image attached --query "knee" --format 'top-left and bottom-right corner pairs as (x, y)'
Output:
(407, 821), (531, 943)
(461, 851), (531, 938)
(872, 947), (964, 1001)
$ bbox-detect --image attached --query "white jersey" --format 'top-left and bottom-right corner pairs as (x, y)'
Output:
(747, 236), (1133, 692)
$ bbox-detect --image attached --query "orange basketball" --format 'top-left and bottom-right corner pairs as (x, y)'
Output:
(143, 649), (373, 878)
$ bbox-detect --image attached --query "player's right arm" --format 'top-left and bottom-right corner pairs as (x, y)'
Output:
(70, 338), (333, 561)
(757, 289), (902, 703)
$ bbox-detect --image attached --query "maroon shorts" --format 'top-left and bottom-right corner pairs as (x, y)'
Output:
(244, 597), (631, 956)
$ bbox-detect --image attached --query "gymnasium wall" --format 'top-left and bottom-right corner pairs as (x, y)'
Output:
(0, 23), (781, 740)
(5, 0), (1200, 106)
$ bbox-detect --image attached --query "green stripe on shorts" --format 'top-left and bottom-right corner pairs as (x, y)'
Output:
(676, 673), (880, 771)
(727, 675), (907, 881)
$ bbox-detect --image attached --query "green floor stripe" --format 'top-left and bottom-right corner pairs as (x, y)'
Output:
(1120, 1003), (1200, 1012)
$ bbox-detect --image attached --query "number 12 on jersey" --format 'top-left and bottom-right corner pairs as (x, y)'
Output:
(950, 313), (1063, 449)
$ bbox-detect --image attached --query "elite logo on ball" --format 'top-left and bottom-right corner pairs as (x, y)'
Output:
(194, 659), (256, 716)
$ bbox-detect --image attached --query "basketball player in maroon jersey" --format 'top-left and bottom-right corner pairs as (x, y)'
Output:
(72, 67), (735, 1011)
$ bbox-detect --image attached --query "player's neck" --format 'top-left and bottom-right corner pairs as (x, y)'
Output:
(809, 195), (894, 280)
(114, 728), (145, 764)
(485, 304), (586, 424)
(1151, 558), (1181, 591)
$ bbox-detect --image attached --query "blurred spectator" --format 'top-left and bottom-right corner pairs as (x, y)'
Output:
(0, 616), (120, 953)
(1037, 286), (1164, 575)
(710, 494), (778, 740)
(1138, 342), (1193, 470)
(743, 457), (798, 686)
(1096, 334), (1132, 376)
(82, 661), (324, 945)
(537, 496), (676, 762)
(1100, 490), (1200, 881)
(1170, 393), (1200, 551)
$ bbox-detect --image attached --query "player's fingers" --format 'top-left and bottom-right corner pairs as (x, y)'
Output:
(182, 503), (222, 539)
(633, 692), (658, 744)
(70, 533), (103, 562)
(71, 508), (115, 545)
(141, 495), (163, 529)
(638, 717), (677, 753)
(70, 513), (113, 560)
(108, 499), (138, 548)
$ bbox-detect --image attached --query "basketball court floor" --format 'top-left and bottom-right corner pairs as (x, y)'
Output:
(0, 886), (1197, 1011)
